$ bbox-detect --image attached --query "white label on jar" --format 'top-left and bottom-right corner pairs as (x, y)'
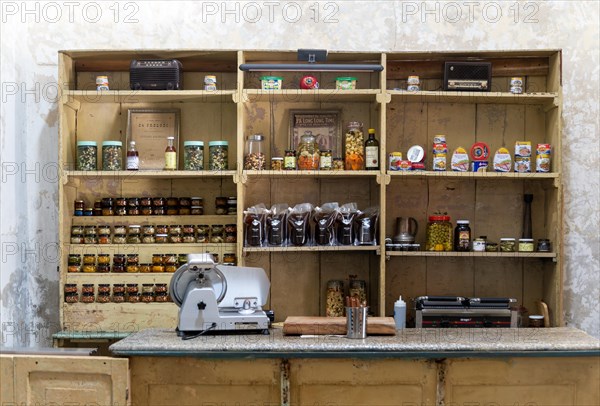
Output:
(473, 240), (486, 252)
(165, 152), (177, 170)
(127, 156), (139, 170)
(365, 146), (379, 168)
(320, 155), (332, 169)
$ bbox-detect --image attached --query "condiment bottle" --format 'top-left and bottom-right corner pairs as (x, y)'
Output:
(393, 296), (406, 329)
(364, 128), (380, 170)
(454, 220), (471, 251)
(164, 137), (177, 170)
(127, 141), (139, 170)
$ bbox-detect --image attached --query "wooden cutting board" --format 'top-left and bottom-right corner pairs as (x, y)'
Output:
(283, 316), (396, 335)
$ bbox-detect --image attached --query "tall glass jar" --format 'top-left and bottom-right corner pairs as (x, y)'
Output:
(297, 131), (320, 170)
(344, 122), (365, 170)
(208, 141), (228, 170)
(326, 280), (344, 317)
(244, 134), (266, 170)
(426, 215), (453, 251)
(183, 141), (204, 170)
(101, 141), (123, 170)
(77, 141), (97, 171)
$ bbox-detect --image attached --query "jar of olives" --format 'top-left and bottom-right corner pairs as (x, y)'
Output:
(425, 215), (453, 251)
(344, 122), (365, 170)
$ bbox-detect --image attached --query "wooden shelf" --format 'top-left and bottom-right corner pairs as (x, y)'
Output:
(244, 170), (378, 178)
(64, 170), (237, 180)
(64, 90), (236, 104)
(244, 245), (379, 253)
(387, 90), (558, 106)
(388, 171), (559, 180)
(241, 89), (380, 103)
(386, 251), (556, 259)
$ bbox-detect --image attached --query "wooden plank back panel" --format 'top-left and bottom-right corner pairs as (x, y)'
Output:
(283, 316), (396, 335)
(385, 257), (427, 321)
(0, 356), (15, 404)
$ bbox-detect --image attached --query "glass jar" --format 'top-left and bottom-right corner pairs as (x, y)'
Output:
(128, 225), (141, 235)
(425, 215), (453, 251)
(472, 237), (487, 252)
(183, 141), (204, 170)
(112, 284), (125, 294)
(271, 157), (283, 170)
(284, 150), (297, 170)
(127, 235), (141, 244)
(70, 233), (84, 244)
(182, 233), (196, 243)
(139, 263), (151, 273)
(98, 234), (111, 244)
(101, 141), (123, 170)
(83, 225), (96, 235)
(166, 206), (179, 215)
(82, 284), (95, 294)
(112, 292), (125, 303)
(152, 254), (164, 265)
(152, 264), (165, 273)
(163, 254), (177, 265)
(142, 284), (154, 294)
(178, 254), (188, 266)
(68, 254), (81, 266)
(97, 224), (111, 235)
(84, 207), (94, 216)
(344, 122), (365, 170)
(179, 197), (191, 207)
(142, 234), (155, 244)
(225, 232), (237, 243)
(518, 238), (534, 252)
(94, 200), (102, 216)
(500, 238), (516, 252)
(126, 264), (140, 273)
(223, 253), (237, 265)
(485, 242), (498, 252)
(333, 157), (344, 170)
(349, 280), (367, 305)
(326, 280), (344, 317)
(126, 254), (139, 265)
(191, 197), (203, 206)
(81, 292), (95, 303)
(65, 292), (79, 303)
(244, 134), (266, 170)
(96, 292), (111, 303)
(113, 254), (126, 265)
(197, 224), (210, 235)
(97, 264), (110, 273)
(126, 284), (139, 294)
(111, 224), (125, 235)
(156, 225), (168, 234)
(97, 254), (110, 264)
(320, 149), (333, 170)
(98, 284), (110, 294)
(113, 234), (126, 244)
(76, 141), (97, 171)
(142, 225), (155, 235)
(153, 197), (166, 207)
(83, 254), (96, 265)
(64, 284), (78, 294)
(71, 225), (84, 235)
(453, 220), (471, 252)
(83, 235), (98, 244)
(297, 131), (320, 170)
(141, 206), (153, 216)
(208, 141), (228, 170)
(141, 197), (152, 207)
(537, 239), (551, 252)
(155, 292), (168, 302)
(155, 233), (168, 243)
(154, 283), (168, 293)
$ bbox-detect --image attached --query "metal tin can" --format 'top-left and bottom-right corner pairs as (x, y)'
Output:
(96, 76), (109, 91)
(388, 152), (403, 171)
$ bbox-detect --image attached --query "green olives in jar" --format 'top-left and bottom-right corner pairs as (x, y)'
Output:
(425, 215), (453, 251)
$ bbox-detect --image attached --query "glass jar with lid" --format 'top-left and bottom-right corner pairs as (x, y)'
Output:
(244, 134), (266, 170)
(425, 215), (453, 251)
(326, 280), (345, 317)
(297, 131), (320, 170)
(208, 141), (228, 170)
(77, 141), (97, 171)
(183, 141), (204, 170)
(344, 122), (365, 170)
(101, 141), (123, 170)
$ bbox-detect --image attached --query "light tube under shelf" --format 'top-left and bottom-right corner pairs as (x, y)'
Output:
(239, 63), (384, 72)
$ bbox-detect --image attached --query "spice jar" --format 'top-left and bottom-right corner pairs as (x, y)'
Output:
(64, 284), (78, 294)
(500, 238), (516, 252)
(139, 263), (151, 273)
(537, 239), (551, 252)
(284, 150), (297, 170)
(425, 215), (453, 251)
(485, 242), (498, 252)
(113, 234), (126, 244)
(271, 157), (283, 170)
(320, 149), (333, 170)
(94, 200), (103, 216)
(183, 141), (204, 170)
(112, 292), (125, 303)
(472, 237), (487, 252)
(77, 141), (98, 171)
(344, 122), (365, 170)
(208, 141), (228, 170)
(191, 197), (203, 206)
(127, 293), (140, 303)
(82, 284), (95, 294)
(81, 292), (95, 303)
(101, 141), (123, 170)
(98, 234), (111, 244)
(74, 199), (84, 216)
(178, 254), (188, 266)
(154, 283), (168, 293)
(96, 292), (110, 303)
(227, 197), (237, 215)
(326, 280), (344, 317)
(518, 238), (534, 252)
(127, 254), (139, 265)
(70, 233), (83, 244)
(155, 234), (168, 244)
(112, 284), (125, 294)
(297, 131), (320, 170)
(155, 292), (168, 302)
(182, 233), (196, 243)
(126, 284), (139, 294)
(97, 254), (110, 265)
(244, 134), (266, 170)
(98, 284), (110, 294)
(126, 235), (141, 244)
(65, 292), (79, 303)
(83, 254), (96, 265)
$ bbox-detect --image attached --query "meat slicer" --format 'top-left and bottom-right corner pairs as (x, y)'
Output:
(169, 254), (271, 339)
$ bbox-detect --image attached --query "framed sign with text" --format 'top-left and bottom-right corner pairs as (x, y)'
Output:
(289, 110), (341, 157)
(126, 109), (180, 170)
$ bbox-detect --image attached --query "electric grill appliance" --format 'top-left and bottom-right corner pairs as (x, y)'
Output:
(415, 296), (517, 328)
(443, 61), (492, 91)
(130, 59), (183, 90)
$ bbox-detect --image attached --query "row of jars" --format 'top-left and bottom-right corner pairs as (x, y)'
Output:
(75, 196), (205, 217)
(64, 283), (170, 303)
(76, 140), (229, 171)
(325, 279), (367, 317)
(67, 252), (237, 273)
(70, 224), (237, 245)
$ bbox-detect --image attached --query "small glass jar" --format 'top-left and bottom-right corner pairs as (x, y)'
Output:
(182, 224), (195, 234)
(83, 254), (96, 265)
(153, 206), (165, 216)
(83, 225), (97, 236)
(97, 254), (110, 264)
(500, 238), (516, 252)
(169, 225), (182, 235)
(215, 196), (227, 206)
(98, 284), (110, 294)
(472, 237), (486, 252)
(139, 263), (151, 273)
(169, 234), (182, 243)
(166, 207), (179, 215)
(141, 206), (153, 215)
(196, 224), (210, 235)
(223, 253), (236, 266)
(112, 284), (125, 294)
(112, 264), (125, 273)
(211, 224), (224, 236)
(142, 234), (155, 244)
(70, 233), (83, 244)
(271, 157), (283, 170)
(178, 197), (190, 207)
(154, 283), (168, 293)
(102, 196), (113, 208)
(112, 224), (125, 235)
(64, 284), (78, 294)
(128, 293), (141, 303)
(115, 206), (127, 216)
(485, 242), (498, 252)
(102, 141), (123, 170)
(142, 225), (155, 235)
(128, 225), (141, 235)
(155, 224), (168, 234)
(96, 292), (111, 303)
(182, 233), (196, 243)
(163, 254), (177, 265)
(155, 234), (169, 244)
(178, 254), (188, 266)
(326, 280), (344, 317)
(74, 199), (85, 214)
(454, 220), (471, 252)
(518, 238), (535, 252)
(425, 215), (453, 251)
(81, 292), (95, 303)
(113, 234), (126, 244)
(152, 197), (166, 207)
(319, 149), (333, 170)
(97, 224), (111, 235)
(65, 292), (79, 303)
(333, 157), (344, 170)
(191, 197), (203, 206)
(225, 232), (237, 243)
(155, 292), (168, 302)
(165, 264), (178, 273)
(83, 235), (98, 244)
(77, 141), (97, 171)
(116, 197), (128, 211)
(68, 254), (81, 266)
(151, 264), (165, 273)
(113, 254), (126, 265)
(112, 292), (125, 303)
(284, 150), (297, 170)
(82, 284), (95, 294)
(98, 234), (111, 244)
(126, 284), (139, 294)
(244, 134), (266, 170)
(127, 206), (140, 216)
(126, 254), (139, 265)
(183, 141), (204, 170)
(127, 235), (141, 244)
(344, 122), (365, 170)
(83, 207), (94, 216)
(126, 264), (139, 273)
(297, 132), (320, 170)
(196, 234), (208, 243)
(94, 200), (103, 216)
(142, 284), (154, 294)
(71, 225), (84, 235)
(140, 197), (152, 207)
(537, 239), (552, 252)
(208, 141), (229, 170)
(178, 207), (190, 216)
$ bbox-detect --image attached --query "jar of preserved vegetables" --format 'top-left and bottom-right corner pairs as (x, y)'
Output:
(326, 280), (344, 317)
(101, 141), (123, 170)
(297, 131), (320, 170)
(77, 141), (97, 171)
(344, 122), (365, 170)
(284, 150), (296, 170)
(425, 215), (453, 251)
(320, 149), (332, 170)
(183, 141), (204, 170)
(208, 141), (228, 170)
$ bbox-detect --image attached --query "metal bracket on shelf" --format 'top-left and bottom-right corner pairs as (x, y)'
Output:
(376, 173), (391, 185)
(376, 93), (391, 104)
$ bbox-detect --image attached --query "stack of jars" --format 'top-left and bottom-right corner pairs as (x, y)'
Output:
(64, 283), (171, 303)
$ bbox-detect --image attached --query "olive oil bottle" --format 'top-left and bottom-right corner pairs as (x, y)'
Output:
(365, 128), (380, 170)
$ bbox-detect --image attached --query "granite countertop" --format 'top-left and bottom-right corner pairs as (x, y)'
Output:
(110, 327), (600, 358)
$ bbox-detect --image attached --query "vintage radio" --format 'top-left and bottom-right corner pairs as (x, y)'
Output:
(130, 59), (183, 90)
(415, 296), (517, 328)
(443, 61), (492, 92)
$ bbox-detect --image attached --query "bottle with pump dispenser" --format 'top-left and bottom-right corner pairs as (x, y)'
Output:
(394, 296), (406, 330)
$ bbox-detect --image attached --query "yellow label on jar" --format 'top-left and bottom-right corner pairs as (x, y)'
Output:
(165, 152), (177, 170)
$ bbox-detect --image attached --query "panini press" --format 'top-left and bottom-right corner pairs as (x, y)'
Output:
(415, 296), (517, 328)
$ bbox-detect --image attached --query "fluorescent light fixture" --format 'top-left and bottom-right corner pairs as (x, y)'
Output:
(239, 49), (383, 72)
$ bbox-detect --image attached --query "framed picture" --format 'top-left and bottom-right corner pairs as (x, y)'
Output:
(126, 109), (180, 170)
(289, 110), (341, 157)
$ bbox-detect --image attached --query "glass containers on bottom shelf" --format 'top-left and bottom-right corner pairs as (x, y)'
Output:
(426, 215), (453, 251)
(344, 122), (365, 170)
(296, 131), (320, 170)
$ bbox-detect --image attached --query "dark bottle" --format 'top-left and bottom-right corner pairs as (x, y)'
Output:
(454, 220), (471, 251)
(127, 141), (139, 170)
(365, 128), (380, 170)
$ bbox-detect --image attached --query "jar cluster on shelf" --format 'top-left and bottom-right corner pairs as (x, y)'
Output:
(326, 279), (367, 317)
(70, 223), (237, 245)
(74, 196), (206, 217)
(64, 283), (171, 303)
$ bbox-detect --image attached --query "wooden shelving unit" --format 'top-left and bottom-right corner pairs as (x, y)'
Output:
(58, 49), (563, 331)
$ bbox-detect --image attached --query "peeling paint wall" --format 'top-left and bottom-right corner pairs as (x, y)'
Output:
(1, 1), (598, 346)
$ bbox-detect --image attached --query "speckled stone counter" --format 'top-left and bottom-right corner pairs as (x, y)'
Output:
(110, 327), (599, 358)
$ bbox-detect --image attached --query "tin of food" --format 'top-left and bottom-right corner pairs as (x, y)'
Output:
(388, 152), (403, 171)
(300, 75), (319, 89)
(470, 142), (490, 161)
(493, 147), (512, 172)
(407, 145), (425, 163)
(451, 147), (469, 172)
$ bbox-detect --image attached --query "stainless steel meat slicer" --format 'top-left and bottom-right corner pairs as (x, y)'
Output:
(169, 254), (271, 339)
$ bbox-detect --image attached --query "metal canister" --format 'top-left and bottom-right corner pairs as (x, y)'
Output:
(388, 152), (403, 171)
(96, 76), (109, 91)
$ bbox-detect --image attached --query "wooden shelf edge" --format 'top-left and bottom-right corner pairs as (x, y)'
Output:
(388, 171), (559, 180)
(244, 170), (378, 177)
(387, 90), (558, 105)
(64, 170), (237, 179)
(386, 251), (556, 258)
(244, 245), (379, 253)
